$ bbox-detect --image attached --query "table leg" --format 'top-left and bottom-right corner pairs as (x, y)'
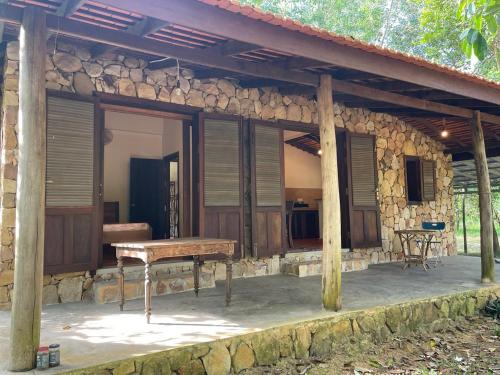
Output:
(117, 256), (125, 311)
(225, 256), (232, 306)
(193, 256), (200, 297)
(144, 262), (152, 324)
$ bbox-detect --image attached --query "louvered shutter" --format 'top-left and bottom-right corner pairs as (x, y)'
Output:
(46, 97), (95, 207)
(250, 121), (284, 258)
(350, 136), (377, 207)
(44, 95), (99, 274)
(199, 114), (243, 258)
(348, 134), (381, 248)
(421, 160), (436, 201)
(255, 125), (282, 207)
(204, 119), (240, 206)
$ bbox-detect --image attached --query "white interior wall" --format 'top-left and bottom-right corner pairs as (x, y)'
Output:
(284, 144), (322, 188)
(103, 111), (164, 223)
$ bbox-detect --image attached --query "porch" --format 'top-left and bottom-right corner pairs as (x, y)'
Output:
(0, 256), (498, 374)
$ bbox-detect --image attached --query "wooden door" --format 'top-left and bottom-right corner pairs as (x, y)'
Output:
(198, 113), (243, 258)
(250, 121), (285, 257)
(44, 95), (101, 274)
(129, 158), (166, 240)
(347, 133), (382, 248)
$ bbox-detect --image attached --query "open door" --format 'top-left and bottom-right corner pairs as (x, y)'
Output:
(198, 113), (243, 258)
(250, 120), (285, 258)
(347, 133), (382, 248)
(44, 95), (101, 274)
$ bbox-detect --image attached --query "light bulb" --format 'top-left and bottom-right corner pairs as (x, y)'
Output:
(317, 149), (322, 155)
(441, 130), (449, 138)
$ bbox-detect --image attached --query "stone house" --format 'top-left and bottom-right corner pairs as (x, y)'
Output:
(0, 0), (497, 310)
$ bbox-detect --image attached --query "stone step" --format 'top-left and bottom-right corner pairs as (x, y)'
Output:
(92, 270), (215, 304)
(284, 254), (370, 277)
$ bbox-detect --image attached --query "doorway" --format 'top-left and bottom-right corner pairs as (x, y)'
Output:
(101, 107), (192, 266)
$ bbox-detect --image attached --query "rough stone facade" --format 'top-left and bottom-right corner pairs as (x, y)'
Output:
(0, 41), (455, 308)
(39, 286), (500, 375)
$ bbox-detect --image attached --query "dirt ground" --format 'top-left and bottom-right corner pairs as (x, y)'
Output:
(242, 315), (500, 375)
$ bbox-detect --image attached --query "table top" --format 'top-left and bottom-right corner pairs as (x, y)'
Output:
(114, 238), (236, 262)
(395, 229), (436, 234)
(113, 237), (236, 249)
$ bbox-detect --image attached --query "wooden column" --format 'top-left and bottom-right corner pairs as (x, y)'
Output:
(470, 111), (495, 283)
(9, 7), (47, 371)
(462, 187), (467, 254)
(317, 74), (342, 310)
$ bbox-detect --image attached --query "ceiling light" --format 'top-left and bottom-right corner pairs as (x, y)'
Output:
(441, 130), (449, 138)
(317, 149), (322, 155)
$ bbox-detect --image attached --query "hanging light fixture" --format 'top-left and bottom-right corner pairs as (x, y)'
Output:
(440, 118), (449, 138)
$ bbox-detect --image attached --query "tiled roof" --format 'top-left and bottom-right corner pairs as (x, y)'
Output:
(200, 0), (500, 90)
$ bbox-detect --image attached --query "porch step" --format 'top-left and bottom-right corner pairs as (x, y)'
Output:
(92, 270), (215, 304)
(284, 253), (370, 277)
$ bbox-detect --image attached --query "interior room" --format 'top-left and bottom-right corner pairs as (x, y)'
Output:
(284, 130), (323, 250)
(101, 109), (190, 265)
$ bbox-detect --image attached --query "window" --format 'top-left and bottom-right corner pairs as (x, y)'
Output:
(404, 156), (436, 204)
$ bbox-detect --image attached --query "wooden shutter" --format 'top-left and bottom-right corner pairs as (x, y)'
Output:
(347, 134), (381, 248)
(251, 121), (284, 258)
(421, 160), (436, 201)
(199, 113), (243, 258)
(44, 95), (100, 274)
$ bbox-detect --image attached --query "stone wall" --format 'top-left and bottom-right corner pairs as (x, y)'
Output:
(47, 286), (500, 375)
(0, 40), (455, 308)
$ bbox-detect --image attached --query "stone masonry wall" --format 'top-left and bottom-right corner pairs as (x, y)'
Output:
(0, 40), (455, 308)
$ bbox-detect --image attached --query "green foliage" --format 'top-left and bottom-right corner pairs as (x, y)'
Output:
(240, 0), (499, 81)
(457, 0), (499, 61)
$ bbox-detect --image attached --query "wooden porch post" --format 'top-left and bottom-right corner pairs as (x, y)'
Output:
(462, 187), (467, 254)
(317, 74), (342, 310)
(470, 111), (495, 283)
(9, 7), (47, 371)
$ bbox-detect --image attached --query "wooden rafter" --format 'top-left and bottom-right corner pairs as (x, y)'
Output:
(92, 16), (170, 58)
(56, 0), (86, 17)
(95, 0), (500, 105)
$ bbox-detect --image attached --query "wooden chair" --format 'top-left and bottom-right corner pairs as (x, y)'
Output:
(286, 201), (295, 249)
(422, 221), (445, 266)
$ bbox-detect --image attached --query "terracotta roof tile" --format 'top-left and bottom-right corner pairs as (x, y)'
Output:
(198, 0), (500, 90)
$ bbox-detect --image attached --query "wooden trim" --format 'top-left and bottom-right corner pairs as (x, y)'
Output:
(100, 103), (192, 120)
(96, 92), (202, 115)
(182, 121), (191, 237)
(95, 0), (500, 105)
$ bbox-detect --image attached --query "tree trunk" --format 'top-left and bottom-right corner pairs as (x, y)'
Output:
(470, 111), (494, 283)
(9, 7), (47, 371)
(317, 74), (342, 310)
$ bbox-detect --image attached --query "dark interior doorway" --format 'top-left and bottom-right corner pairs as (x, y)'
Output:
(129, 158), (166, 239)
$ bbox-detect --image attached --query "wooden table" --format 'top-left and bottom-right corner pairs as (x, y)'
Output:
(395, 229), (435, 270)
(113, 238), (235, 323)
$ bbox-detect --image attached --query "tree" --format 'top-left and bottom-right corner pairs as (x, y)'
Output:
(241, 0), (499, 81)
(457, 0), (500, 67)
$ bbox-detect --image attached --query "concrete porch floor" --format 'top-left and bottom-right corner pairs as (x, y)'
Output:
(0, 256), (498, 374)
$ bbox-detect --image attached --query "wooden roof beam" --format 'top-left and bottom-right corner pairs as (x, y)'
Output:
(96, 0), (500, 105)
(56, 0), (85, 17)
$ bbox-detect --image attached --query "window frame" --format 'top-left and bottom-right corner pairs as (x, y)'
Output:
(404, 155), (436, 205)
